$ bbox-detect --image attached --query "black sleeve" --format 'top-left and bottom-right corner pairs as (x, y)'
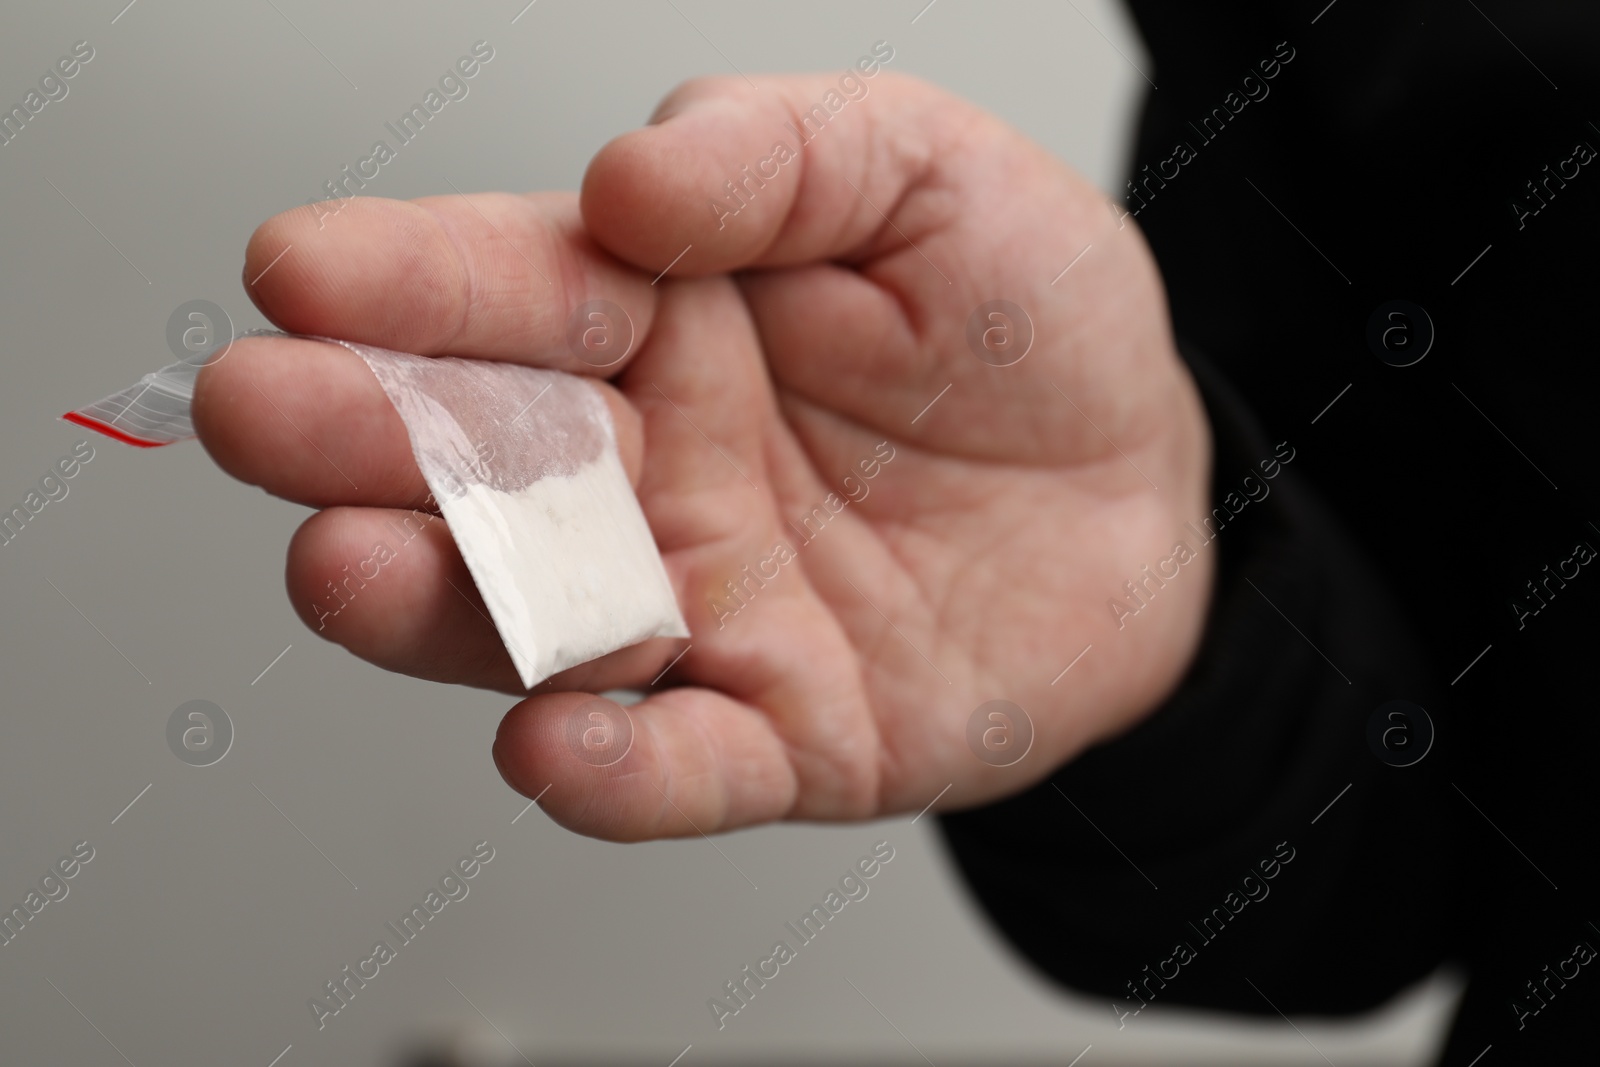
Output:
(940, 2), (1600, 1049)
(938, 339), (1459, 1018)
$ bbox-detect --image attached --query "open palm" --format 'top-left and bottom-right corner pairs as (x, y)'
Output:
(194, 73), (1214, 840)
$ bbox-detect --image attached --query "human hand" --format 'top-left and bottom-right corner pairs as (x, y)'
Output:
(193, 71), (1214, 840)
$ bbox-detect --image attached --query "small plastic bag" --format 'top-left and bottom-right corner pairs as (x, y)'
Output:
(68, 333), (689, 687)
(333, 338), (688, 687)
(63, 327), (276, 446)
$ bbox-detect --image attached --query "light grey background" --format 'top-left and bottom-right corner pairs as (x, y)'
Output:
(0, 2), (1458, 1064)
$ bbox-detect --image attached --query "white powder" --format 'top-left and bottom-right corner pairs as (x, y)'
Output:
(334, 339), (688, 689)
(445, 450), (687, 688)
(66, 330), (687, 688)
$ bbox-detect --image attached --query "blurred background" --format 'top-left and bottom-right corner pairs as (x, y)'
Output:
(0, 1), (1460, 1063)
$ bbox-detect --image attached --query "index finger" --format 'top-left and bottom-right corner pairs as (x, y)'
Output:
(242, 192), (656, 374)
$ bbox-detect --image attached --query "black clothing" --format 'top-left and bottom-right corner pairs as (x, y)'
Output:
(940, 3), (1600, 1062)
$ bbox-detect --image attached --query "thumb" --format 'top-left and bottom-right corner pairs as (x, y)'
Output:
(579, 66), (967, 275)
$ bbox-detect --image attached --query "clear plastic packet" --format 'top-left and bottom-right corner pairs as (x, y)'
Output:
(67, 333), (689, 687)
(332, 338), (688, 687)
(62, 328), (270, 447)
